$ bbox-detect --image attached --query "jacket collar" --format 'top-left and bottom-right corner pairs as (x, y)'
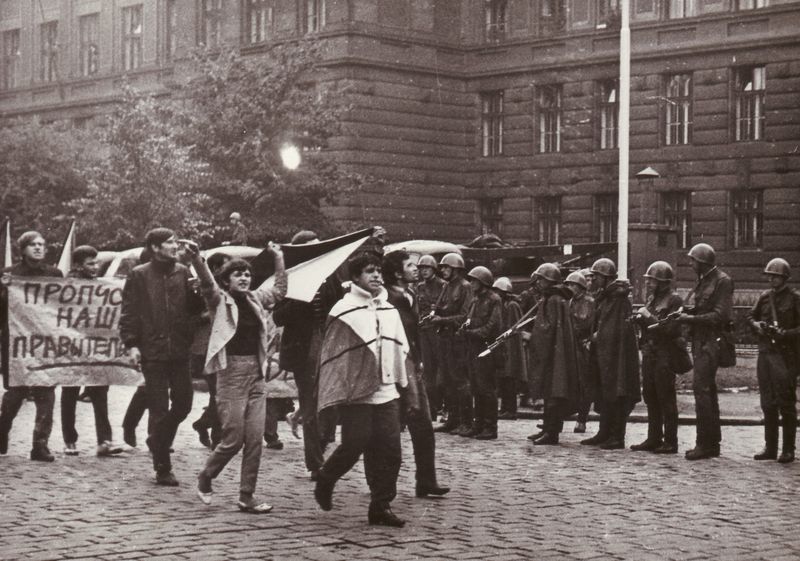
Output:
(347, 283), (388, 306)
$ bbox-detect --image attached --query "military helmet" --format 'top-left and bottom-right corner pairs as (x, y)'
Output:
(643, 261), (674, 282)
(579, 267), (593, 278)
(468, 266), (494, 287)
(590, 258), (617, 278)
(564, 271), (588, 289)
(531, 263), (562, 283)
(763, 258), (790, 278)
(492, 276), (513, 293)
(687, 243), (716, 265)
(439, 252), (465, 269)
(417, 255), (438, 269)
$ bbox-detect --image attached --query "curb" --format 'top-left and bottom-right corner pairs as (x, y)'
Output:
(514, 409), (764, 426)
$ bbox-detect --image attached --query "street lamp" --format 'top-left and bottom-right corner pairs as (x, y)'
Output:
(279, 143), (301, 171)
(635, 166), (660, 223)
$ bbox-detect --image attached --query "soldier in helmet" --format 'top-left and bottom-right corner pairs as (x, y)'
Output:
(564, 271), (595, 434)
(580, 258), (640, 450)
(493, 277), (526, 420)
(459, 266), (503, 439)
(527, 263), (580, 445)
(746, 258), (800, 463)
(416, 255), (447, 419)
(630, 261), (685, 454)
(674, 243), (733, 460)
(430, 253), (473, 434)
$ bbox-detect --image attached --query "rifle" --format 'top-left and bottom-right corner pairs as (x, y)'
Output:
(478, 302), (539, 358)
(645, 307), (684, 331)
(417, 310), (436, 327)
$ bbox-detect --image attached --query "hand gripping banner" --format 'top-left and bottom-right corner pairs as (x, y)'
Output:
(5, 277), (143, 387)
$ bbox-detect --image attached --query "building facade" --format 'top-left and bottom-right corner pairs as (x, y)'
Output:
(0, 0), (798, 287)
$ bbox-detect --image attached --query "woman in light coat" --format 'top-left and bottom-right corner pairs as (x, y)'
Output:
(189, 242), (287, 513)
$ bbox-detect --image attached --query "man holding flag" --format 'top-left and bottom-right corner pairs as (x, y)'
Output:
(0, 231), (63, 461)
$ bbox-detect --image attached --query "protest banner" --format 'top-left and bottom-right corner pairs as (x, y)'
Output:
(5, 276), (143, 387)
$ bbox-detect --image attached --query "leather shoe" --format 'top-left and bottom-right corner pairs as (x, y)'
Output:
(653, 443), (678, 454)
(630, 439), (661, 452)
(527, 430), (544, 442)
(532, 432), (559, 445)
(155, 471), (179, 486)
(777, 451), (795, 464)
(30, 446), (55, 462)
(265, 439), (284, 450)
(685, 446), (718, 461)
(753, 448), (778, 461)
(416, 484), (450, 498)
(580, 433), (608, 446)
(599, 438), (625, 450)
(192, 421), (211, 448)
(368, 507), (405, 528)
(457, 425), (480, 438)
(314, 478), (334, 511)
(474, 429), (497, 440)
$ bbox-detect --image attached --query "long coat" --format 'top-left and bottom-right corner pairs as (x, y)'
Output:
(529, 285), (580, 410)
(593, 280), (641, 405)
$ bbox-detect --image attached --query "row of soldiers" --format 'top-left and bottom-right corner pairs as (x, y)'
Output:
(414, 243), (800, 463)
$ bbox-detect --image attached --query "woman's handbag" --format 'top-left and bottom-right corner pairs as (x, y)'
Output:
(668, 337), (693, 374)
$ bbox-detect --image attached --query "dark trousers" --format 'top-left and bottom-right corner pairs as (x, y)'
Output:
(468, 354), (497, 432)
(194, 373), (221, 444)
(641, 350), (678, 446)
(123, 385), (149, 434)
(0, 386), (55, 449)
(141, 359), (193, 472)
(499, 377), (518, 415)
(440, 334), (471, 427)
(406, 371), (438, 488)
(757, 351), (797, 452)
(419, 328), (443, 415)
(319, 400), (401, 509)
(542, 398), (565, 434)
(61, 386), (112, 445)
(692, 343), (722, 449)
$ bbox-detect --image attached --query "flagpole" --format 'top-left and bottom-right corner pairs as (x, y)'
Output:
(2, 219), (10, 269)
(617, 0), (631, 281)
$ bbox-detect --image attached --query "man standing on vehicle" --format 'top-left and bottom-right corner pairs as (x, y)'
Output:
(120, 228), (203, 485)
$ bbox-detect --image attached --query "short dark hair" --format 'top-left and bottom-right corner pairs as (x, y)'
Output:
(144, 227), (175, 251)
(72, 245), (98, 265)
(207, 252), (230, 274)
(382, 250), (410, 287)
(348, 252), (381, 280)
(217, 258), (251, 285)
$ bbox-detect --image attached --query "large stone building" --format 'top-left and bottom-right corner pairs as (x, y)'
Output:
(1, 0), (798, 287)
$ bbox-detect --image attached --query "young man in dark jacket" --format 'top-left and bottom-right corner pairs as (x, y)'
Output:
(0, 231), (63, 461)
(119, 228), (203, 485)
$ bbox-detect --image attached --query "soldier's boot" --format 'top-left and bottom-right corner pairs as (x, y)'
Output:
(600, 404), (626, 450)
(631, 414), (663, 451)
(30, 440), (55, 462)
(581, 406), (610, 446)
(754, 412), (779, 460)
(778, 414), (796, 463)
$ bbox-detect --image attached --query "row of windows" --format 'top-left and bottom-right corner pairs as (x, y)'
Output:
(479, 190), (764, 249)
(482, 0), (797, 42)
(479, 67), (766, 157)
(0, 0), (326, 90)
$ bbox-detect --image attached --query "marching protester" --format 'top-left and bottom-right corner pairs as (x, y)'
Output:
(383, 250), (450, 497)
(747, 258), (800, 464)
(313, 253), (410, 527)
(460, 266), (503, 440)
(675, 243), (733, 460)
(0, 232), (63, 461)
(564, 270), (595, 434)
(526, 264), (580, 446)
(581, 258), (640, 450)
(119, 228), (204, 486)
(430, 253), (473, 434)
(190, 252), (232, 450)
(272, 229), (343, 481)
(192, 240), (287, 513)
(416, 254), (447, 420)
(61, 245), (123, 457)
(630, 262), (686, 454)
(493, 277), (525, 421)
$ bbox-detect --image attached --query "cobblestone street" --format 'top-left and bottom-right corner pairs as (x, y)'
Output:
(1, 386), (798, 561)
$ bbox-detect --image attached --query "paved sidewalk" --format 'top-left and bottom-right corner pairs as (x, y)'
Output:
(0, 386), (798, 561)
